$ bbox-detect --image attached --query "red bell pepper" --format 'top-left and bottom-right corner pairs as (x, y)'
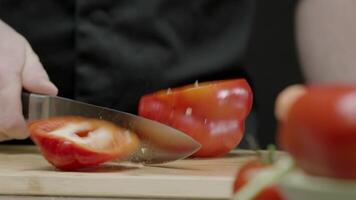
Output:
(139, 79), (253, 157)
(29, 116), (140, 171)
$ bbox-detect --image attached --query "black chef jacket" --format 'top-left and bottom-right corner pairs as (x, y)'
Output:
(0, 0), (256, 146)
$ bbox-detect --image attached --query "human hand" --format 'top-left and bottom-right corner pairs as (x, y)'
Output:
(0, 20), (57, 141)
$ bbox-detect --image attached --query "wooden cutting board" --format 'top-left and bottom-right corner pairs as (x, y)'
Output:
(0, 145), (258, 199)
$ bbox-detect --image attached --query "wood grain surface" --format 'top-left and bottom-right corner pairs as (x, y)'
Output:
(0, 145), (258, 199)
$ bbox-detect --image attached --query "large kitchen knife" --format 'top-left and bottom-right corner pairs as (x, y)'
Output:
(22, 92), (201, 164)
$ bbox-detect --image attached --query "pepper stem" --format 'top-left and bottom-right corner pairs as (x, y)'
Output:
(245, 134), (277, 164)
(265, 144), (277, 165)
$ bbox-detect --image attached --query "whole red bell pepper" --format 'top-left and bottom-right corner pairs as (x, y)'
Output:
(233, 160), (285, 200)
(278, 85), (356, 179)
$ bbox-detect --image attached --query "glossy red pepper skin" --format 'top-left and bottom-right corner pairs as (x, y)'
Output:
(29, 117), (140, 171)
(233, 160), (285, 200)
(278, 85), (356, 179)
(139, 79), (253, 157)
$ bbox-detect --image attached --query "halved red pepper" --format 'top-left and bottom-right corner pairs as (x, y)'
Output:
(29, 116), (140, 171)
(138, 79), (253, 157)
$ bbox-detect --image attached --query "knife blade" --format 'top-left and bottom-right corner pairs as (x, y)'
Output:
(22, 92), (201, 164)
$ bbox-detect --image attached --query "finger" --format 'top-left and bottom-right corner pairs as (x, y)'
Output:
(0, 20), (29, 140)
(275, 84), (307, 122)
(0, 72), (29, 140)
(0, 132), (10, 142)
(22, 41), (58, 96)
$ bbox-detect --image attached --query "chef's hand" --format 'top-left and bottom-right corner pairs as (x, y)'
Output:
(0, 20), (57, 141)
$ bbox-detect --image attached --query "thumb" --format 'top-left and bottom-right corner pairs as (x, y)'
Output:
(22, 41), (58, 96)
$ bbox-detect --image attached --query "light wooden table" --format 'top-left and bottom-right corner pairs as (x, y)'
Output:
(0, 145), (257, 200)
